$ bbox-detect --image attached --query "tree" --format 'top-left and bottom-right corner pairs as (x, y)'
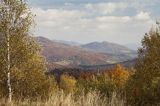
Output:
(108, 64), (129, 89)
(0, 0), (56, 101)
(59, 74), (77, 93)
(126, 23), (160, 105)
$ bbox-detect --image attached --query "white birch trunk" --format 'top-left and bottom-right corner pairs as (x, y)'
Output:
(7, 15), (12, 103)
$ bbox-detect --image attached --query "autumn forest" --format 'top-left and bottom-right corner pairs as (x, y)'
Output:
(0, 0), (160, 106)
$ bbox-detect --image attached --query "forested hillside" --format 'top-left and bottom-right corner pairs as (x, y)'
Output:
(36, 36), (137, 69)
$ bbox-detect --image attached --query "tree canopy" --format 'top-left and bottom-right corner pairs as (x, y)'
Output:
(0, 0), (56, 100)
(126, 24), (160, 105)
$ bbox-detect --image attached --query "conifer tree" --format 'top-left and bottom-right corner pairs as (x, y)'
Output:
(126, 23), (160, 105)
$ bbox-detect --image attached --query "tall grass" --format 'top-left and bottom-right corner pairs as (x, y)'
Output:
(0, 91), (125, 106)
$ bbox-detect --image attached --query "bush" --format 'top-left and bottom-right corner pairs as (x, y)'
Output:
(108, 64), (130, 89)
(59, 74), (77, 93)
(0, 55), (57, 100)
(77, 74), (115, 97)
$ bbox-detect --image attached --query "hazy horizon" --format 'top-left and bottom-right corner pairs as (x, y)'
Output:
(37, 36), (140, 50)
(28, 0), (160, 46)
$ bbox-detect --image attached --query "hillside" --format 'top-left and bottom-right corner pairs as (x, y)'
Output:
(37, 37), (112, 67)
(79, 59), (137, 71)
(82, 41), (136, 55)
(36, 37), (137, 69)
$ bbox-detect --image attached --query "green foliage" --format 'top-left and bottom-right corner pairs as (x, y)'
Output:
(126, 24), (160, 105)
(59, 74), (77, 93)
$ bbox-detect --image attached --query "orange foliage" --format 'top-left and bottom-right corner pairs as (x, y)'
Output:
(108, 64), (129, 88)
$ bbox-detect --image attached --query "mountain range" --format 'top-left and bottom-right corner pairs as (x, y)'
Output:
(36, 37), (137, 69)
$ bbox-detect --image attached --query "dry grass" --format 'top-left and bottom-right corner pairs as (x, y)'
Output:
(0, 91), (125, 106)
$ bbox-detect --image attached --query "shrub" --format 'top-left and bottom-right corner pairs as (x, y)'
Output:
(108, 64), (130, 89)
(59, 74), (77, 93)
(77, 74), (115, 97)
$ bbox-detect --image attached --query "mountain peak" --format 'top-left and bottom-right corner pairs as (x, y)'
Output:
(35, 36), (137, 69)
(82, 41), (135, 55)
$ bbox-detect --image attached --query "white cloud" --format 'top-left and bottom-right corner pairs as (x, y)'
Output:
(33, 8), (85, 22)
(85, 2), (128, 14)
(96, 16), (131, 23)
(31, 7), (154, 45)
(64, 3), (74, 6)
(135, 11), (151, 20)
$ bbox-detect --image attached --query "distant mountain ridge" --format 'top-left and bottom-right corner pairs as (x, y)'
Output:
(81, 41), (135, 55)
(53, 40), (81, 46)
(36, 36), (137, 69)
(36, 37), (112, 66)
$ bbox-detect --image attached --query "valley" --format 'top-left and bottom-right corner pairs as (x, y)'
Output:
(36, 36), (137, 70)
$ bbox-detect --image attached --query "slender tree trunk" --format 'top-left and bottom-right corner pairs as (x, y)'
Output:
(7, 21), (12, 103)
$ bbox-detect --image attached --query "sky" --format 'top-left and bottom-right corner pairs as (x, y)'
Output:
(28, 0), (160, 46)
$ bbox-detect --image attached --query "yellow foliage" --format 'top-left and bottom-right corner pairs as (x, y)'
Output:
(59, 74), (77, 93)
(109, 64), (129, 88)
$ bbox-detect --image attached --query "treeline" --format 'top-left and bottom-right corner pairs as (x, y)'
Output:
(56, 64), (130, 94)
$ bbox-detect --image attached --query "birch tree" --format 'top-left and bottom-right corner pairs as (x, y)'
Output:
(0, 1), (13, 102)
(0, 0), (56, 101)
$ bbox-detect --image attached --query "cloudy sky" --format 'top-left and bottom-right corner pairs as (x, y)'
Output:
(28, 0), (160, 46)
